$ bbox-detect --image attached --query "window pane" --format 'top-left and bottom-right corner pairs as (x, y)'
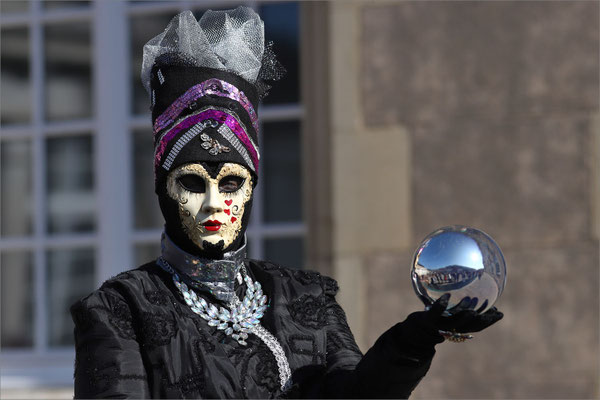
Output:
(130, 13), (175, 115)
(264, 237), (303, 269)
(262, 120), (302, 222)
(260, 2), (299, 105)
(1, 139), (33, 237)
(46, 135), (95, 234)
(43, 1), (89, 10)
(132, 129), (163, 229)
(44, 23), (92, 121)
(1, 251), (34, 349)
(134, 242), (160, 266)
(1, 27), (30, 125)
(47, 247), (95, 347)
(0, 1), (29, 13)
(129, 0), (169, 4)
(191, 5), (235, 20)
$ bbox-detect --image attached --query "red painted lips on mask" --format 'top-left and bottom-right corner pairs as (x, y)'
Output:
(203, 220), (222, 231)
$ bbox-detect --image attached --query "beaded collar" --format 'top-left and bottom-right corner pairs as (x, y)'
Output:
(160, 232), (246, 302)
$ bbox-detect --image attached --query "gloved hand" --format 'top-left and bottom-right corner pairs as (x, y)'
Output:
(353, 294), (503, 398)
(402, 293), (503, 343)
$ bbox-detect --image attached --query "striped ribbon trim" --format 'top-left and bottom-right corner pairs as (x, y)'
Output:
(154, 108), (259, 173)
(153, 78), (258, 137)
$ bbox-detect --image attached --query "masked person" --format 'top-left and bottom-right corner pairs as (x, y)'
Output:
(71, 7), (503, 399)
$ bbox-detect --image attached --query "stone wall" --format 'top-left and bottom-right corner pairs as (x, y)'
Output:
(359, 1), (599, 398)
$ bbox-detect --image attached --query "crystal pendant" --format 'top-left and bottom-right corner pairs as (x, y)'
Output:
(208, 304), (219, 318)
(156, 257), (291, 391)
(217, 322), (228, 330)
(219, 309), (231, 321)
(243, 296), (252, 309)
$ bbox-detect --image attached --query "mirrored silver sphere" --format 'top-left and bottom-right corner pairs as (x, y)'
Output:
(411, 226), (506, 314)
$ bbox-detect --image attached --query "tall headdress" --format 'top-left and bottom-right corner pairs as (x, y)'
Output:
(141, 7), (284, 192)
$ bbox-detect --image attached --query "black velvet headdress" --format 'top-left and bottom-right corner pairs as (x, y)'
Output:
(141, 7), (284, 193)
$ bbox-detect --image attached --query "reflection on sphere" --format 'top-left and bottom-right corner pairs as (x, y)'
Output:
(411, 226), (506, 314)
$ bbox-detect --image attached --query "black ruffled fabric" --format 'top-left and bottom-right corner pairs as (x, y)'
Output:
(71, 260), (435, 398)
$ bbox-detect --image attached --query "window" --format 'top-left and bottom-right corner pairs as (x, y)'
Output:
(0, 0), (303, 390)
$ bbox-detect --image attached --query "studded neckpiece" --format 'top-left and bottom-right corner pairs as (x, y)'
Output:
(158, 232), (292, 391)
(160, 232), (245, 303)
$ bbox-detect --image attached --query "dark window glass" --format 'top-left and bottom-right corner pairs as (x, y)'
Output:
(1, 251), (34, 348)
(262, 120), (302, 222)
(43, 1), (90, 10)
(1, 27), (30, 125)
(44, 23), (92, 121)
(47, 247), (95, 347)
(1, 139), (33, 237)
(264, 237), (303, 269)
(129, 13), (176, 115)
(129, 0), (169, 3)
(0, 0), (29, 13)
(191, 5), (237, 21)
(260, 2), (299, 104)
(134, 242), (161, 266)
(46, 135), (95, 233)
(132, 129), (164, 229)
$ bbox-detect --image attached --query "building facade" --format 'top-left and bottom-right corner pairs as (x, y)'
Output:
(1, 1), (599, 398)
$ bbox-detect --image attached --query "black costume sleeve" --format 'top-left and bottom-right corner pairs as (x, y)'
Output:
(351, 319), (441, 399)
(294, 276), (439, 399)
(71, 289), (150, 399)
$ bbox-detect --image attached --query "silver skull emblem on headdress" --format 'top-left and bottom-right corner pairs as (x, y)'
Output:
(200, 133), (231, 155)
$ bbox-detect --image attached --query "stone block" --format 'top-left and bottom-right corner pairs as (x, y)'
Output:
(331, 125), (413, 255)
(364, 251), (422, 346)
(410, 115), (593, 249)
(361, 1), (599, 127)
(365, 245), (599, 398)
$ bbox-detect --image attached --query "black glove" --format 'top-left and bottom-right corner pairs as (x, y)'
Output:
(432, 293), (504, 334)
(353, 295), (503, 398)
(394, 293), (503, 348)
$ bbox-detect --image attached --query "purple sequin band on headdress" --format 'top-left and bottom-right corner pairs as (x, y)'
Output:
(153, 78), (258, 137)
(154, 108), (259, 173)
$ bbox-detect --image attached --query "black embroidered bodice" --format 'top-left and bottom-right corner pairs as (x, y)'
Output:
(71, 260), (435, 398)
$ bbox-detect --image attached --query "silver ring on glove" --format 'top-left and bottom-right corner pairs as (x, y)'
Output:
(438, 330), (474, 343)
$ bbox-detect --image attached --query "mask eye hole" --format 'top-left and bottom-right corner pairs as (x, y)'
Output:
(177, 174), (206, 193)
(219, 175), (245, 193)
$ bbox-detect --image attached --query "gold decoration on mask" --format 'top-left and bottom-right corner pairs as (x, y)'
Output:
(166, 162), (253, 250)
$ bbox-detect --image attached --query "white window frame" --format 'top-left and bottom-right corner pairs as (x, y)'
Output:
(0, 0), (304, 389)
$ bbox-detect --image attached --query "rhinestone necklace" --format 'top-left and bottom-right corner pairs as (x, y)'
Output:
(157, 257), (291, 390)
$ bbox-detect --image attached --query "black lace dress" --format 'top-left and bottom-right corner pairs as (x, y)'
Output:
(71, 260), (435, 398)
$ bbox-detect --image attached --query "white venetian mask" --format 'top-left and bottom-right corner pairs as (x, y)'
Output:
(166, 162), (253, 251)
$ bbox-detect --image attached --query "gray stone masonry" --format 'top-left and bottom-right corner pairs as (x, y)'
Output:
(361, 1), (599, 398)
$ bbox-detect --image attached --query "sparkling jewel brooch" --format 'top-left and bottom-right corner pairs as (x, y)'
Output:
(157, 257), (292, 390)
(200, 133), (230, 156)
(176, 272), (267, 345)
(157, 257), (267, 346)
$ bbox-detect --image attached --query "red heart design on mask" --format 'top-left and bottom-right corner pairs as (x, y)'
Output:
(225, 200), (233, 206)
(224, 209), (230, 215)
(231, 217), (237, 223)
